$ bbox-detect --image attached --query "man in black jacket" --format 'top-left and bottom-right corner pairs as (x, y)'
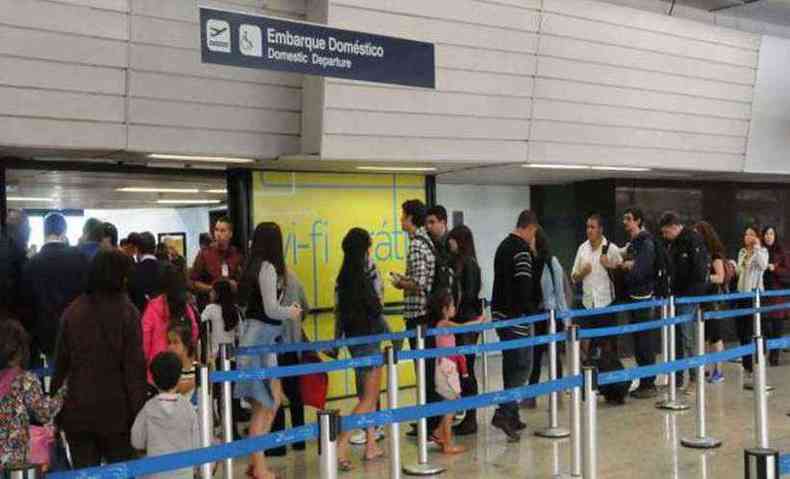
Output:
(21, 213), (89, 366)
(489, 209), (540, 442)
(615, 207), (660, 399)
(659, 211), (710, 388)
(127, 232), (162, 313)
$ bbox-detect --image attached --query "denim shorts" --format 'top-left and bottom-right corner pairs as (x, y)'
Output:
(348, 342), (381, 398)
(234, 320), (283, 409)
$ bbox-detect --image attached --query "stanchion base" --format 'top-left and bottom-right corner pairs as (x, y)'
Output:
(743, 383), (775, 392)
(535, 427), (571, 439)
(403, 463), (447, 476)
(655, 400), (690, 411)
(681, 436), (722, 449)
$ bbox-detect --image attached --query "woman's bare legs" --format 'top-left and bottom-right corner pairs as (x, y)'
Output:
(337, 367), (384, 468)
(438, 414), (465, 454)
(247, 380), (282, 479)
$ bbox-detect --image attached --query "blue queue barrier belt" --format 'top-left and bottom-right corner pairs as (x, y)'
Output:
(341, 375), (582, 432)
(780, 454), (790, 475)
(675, 291), (755, 305)
(210, 354), (384, 383)
(598, 344), (755, 386)
(761, 288), (790, 299)
(235, 330), (416, 357)
(47, 424), (319, 479)
(426, 312), (549, 337)
(398, 333), (566, 363)
(577, 313), (694, 340)
(768, 336), (790, 351)
(704, 303), (790, 322)
(559, 298), (666, 320)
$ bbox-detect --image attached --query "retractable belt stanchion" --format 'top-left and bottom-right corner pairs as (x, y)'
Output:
(537, 309), (570, 439)
(219, 343), (235, 479)
(385, 346), (402, 479)
(566, 325), (582, 478)
(657, 296), (689, 411)
(680, 308), (721, 449)
(197, 366), (213, 479)
(660, 303), (669, 389)
(318, 410), (340, 479)
(744, 449), (780, 479)
(581, 366), (598, 479)
(753, 336), (770, 449)
(403, 325), (446, 476)
(746, 290), (774, 392)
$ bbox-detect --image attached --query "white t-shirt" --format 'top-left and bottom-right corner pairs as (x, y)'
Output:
(201, 303), (239, 359)
(571, 237), (623, 309)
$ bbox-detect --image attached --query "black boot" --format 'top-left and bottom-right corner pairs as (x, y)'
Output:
(452, 410), (478, 436)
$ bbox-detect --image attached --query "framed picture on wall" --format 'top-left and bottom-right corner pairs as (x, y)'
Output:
(158, 232), (187, 258)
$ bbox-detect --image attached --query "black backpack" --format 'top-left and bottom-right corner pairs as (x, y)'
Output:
(594, 352), (630, 405)
(414, 236), (454, 297)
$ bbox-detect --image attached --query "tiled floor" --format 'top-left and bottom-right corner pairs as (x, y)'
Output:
(230, 355), (790, 478)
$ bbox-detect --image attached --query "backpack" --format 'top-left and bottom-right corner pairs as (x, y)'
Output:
(414, 236), (454, 297)
(593, 352), (630, 405)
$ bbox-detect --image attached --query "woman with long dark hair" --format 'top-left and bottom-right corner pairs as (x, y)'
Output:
(334, 228), (385, 471)
(736, 224), (769, 383)
(762, 226), (789, 366)
(234, 223), (301, 479)
(53, 250), (147, 467)
(528, 227), (567, 389)
(692, 221), (728, 382)
(141, 263), (199, 384)
(446, 225), (483, 435)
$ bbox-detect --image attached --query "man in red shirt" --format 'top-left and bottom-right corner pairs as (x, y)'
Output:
(190, 217), (244, 311)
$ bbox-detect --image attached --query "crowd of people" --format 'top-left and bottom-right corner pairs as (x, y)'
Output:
(0, 200), (787, 477)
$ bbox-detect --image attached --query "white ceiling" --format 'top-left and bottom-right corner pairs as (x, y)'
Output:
(7, 169), (227, 210)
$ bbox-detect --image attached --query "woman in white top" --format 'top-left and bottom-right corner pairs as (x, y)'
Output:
(735, 223), (769, 381)
(234, 223), (302, 479)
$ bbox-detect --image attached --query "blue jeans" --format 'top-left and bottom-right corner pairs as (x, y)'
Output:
(676, 303), (698, 384)
(495, 324), (533, 420)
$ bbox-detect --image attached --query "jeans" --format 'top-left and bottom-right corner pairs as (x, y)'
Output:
(624, 303), (658, 389)
(495, 324), (533, 420)
(676, 303), (698, 384)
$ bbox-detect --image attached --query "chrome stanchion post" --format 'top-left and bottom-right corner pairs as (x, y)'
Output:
(753, 336), (770, 449)
(567, 325), (582, 478)
(744, 448), (780, 479)
(581, 366), (598, 479)
(41, 354), (51, 395)
(403, 325), (446, 476)
(385, 346), (402, 479)
(318, 410), (340, 479)
(537, 309), (570, 439)
(197, 366), (213, 479)
(657, 296), (689, 411)
(660, 303), (669, 389)
(481, 300), (490, 396)
(747, 290), (774, 392)
(219, 343), (235, 479)
(681, 308), (721, 449)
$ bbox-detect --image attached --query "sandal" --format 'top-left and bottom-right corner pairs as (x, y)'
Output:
(338, 459), (354, 472)
(363, 450), (385, 462)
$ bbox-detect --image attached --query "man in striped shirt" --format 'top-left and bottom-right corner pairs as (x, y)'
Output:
(489, 210), (540, 442)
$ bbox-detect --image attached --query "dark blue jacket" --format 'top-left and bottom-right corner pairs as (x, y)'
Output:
(624, 230), (657, 299)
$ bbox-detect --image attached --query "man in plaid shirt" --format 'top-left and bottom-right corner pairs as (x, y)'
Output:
(392, 199), (440, 435)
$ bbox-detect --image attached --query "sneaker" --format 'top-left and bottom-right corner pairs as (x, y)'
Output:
(630, 387), (658, 399)
(707, 371), (725, 384)
(491, 414), (521, 443)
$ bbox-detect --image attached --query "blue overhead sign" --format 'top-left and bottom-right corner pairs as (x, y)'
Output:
(199, 7), (436, 89)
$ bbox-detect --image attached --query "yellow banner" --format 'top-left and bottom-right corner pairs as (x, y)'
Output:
(252, 171), (425, 310)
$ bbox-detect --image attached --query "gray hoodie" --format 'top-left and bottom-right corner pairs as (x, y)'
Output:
(131, 393), (200, 479)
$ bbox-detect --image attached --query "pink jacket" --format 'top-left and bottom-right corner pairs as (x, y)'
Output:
(141, 295), (199, 383)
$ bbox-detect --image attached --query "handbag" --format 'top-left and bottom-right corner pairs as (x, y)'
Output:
(299, 350), (328, 410)
(435, 357), (461, 401)
(28, 424), (55, 469)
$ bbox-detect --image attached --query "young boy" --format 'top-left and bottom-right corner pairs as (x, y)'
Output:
(132, 352), (199, 479)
